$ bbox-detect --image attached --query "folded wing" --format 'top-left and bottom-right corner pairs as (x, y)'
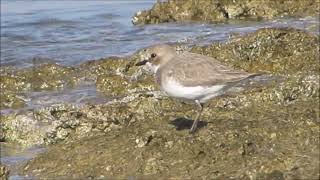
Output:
(165, 52), (254, 87)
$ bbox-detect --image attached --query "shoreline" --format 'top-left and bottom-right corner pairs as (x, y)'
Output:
(1, 26), (319, 179)
(1, 0), (319, 179)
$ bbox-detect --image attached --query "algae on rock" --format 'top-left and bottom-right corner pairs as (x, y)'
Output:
(20, 96), (319, 179)
(132, 0), (320, 25)
(0, 165), (9, 180)
(0, 63), (79, 92)
(20, 63), (80, 91)
(0, 92), (26, 109)
(191, 27), (319, 75)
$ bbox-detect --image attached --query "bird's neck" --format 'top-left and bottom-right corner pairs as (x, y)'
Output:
(154, 67), (163, 86)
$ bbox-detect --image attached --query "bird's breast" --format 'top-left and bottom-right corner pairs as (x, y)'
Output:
(146, 62), (160, 73)
(161, 78), (225, 102)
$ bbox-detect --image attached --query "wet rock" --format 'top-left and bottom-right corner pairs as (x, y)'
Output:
(20, 63), (80, 91)
(0, 92), (26, 109)
(96, 74), (130, 96)
(212, 74), (319, 112)
(143, 156), (167, 175)
(132, 0), (319, 25)
(224, 4), (245, 19)
(0, 164), (9, 180)
(0, 63), (84, 111)
(15, 98), (318, 175)
(0, 112), (48, 146)
(78, 55), (156, 97)
(78, 56), (130, 81)
(257, 170), (285, 180)
(0, 101), (139, 147)
(135, 130), (157, 148)
(20, 94), (319, 179)
(266, 170), (285, 180)
(192, 28), (319, 75)
(0, 63), (80, 92)
(96, 74), (155, 97)
(0, 74), (30, 92)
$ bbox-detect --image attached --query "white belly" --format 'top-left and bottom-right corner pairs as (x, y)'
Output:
(162, 79), (225, 103)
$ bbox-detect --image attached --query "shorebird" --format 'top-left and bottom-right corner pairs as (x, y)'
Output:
(136, 44), (259, 133)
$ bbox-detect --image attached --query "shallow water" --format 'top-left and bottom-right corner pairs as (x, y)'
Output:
(1, 0), (156, 67)
(1, 0), (319, 178)
(1, 0), (319, 68)
(0, 84), (108, 115)
(0, 143), (44, 179)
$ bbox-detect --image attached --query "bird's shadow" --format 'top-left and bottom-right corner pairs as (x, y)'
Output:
(169, 117), (208, 131)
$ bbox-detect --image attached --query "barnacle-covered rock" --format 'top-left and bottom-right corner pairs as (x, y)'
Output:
(132, 0), (319, 25)
(192, 28), (319, 75)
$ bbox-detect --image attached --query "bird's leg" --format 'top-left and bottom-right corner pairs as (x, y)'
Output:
(189, 100), (204, 133)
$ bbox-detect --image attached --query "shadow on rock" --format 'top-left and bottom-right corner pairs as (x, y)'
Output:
(169, 117), (207, 131)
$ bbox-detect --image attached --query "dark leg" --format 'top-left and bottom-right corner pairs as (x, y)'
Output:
(189, 100), (204, 133)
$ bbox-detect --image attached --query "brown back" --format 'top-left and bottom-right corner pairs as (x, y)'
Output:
(158, 52), (255, 87)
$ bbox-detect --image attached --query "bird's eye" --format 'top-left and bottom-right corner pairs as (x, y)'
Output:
(151, 53), (157, 58)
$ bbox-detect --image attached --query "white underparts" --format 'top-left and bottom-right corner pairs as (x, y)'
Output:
(162, 78), (225, 103)
(146, 62), (160, 73)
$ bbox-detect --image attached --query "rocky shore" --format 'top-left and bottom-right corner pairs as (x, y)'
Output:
(132, 0), (319, 25)
(1, 26), (319, 179)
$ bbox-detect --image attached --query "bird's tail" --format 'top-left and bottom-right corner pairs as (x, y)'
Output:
(229, 73), (283, 92)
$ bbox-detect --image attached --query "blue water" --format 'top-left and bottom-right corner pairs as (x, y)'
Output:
(1, 0), (157, 67)
(1, 0), (318, 68)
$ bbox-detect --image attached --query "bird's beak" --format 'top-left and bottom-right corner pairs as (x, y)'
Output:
(135, 59), (148, 66)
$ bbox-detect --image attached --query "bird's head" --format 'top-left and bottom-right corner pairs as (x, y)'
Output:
(136, 44), (176, 73)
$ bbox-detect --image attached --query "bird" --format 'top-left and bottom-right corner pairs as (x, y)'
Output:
(135, 44), (259, 133)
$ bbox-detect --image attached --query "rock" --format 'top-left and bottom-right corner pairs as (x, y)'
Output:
(96, 74), (155, 97)
(132, 0), (319, 25)
(0, 164), (9, 180)
(0, 92), (26, 109)
(19, 95), (319, 179)
(191, 28), (319, 75)
(135, 130), (157, 148)
(0, 112), (48, 146)
(96, 74), (131, 96)
(78, 56), (130, 81)
(0, 63), (84, 111)
(0, 74), (30, 92)
(0, 101), (140, 147)
(0, 63), (81, 94)
(257, 170), (285, 180)
(224, 4), (245, 19)
(20, 63), (80, 91)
